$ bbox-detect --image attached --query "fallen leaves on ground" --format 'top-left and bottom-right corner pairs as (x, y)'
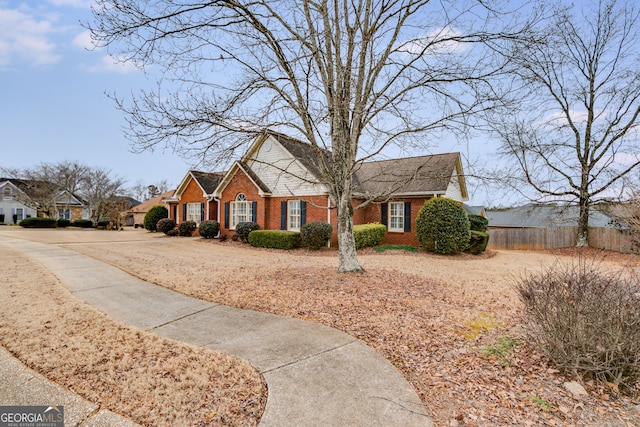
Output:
(0, 246), (266, 427)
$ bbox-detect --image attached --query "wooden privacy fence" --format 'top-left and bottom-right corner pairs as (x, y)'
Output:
(486, 226), (639, 253)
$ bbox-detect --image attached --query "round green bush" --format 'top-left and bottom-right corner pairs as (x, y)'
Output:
(199, 220), (220, 239)
(235, 221), (259, 242)
(157, 218), (176, 234)
(416, 198), (470, 254)
(353, 223), (387, 249)
(56, 219), (70, 228)
(143, 205), (168, 232)
(300, 221), (332, 250)
(469, 214), (489, 232)
(178, 220), (197, 237)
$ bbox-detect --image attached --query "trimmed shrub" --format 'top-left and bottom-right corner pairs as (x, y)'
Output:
(178, 221), (197, 237)
(416, 198), (470, 254)
(96, 221), (109, 229)
(467, 230), (489, 255)
(157, 218), (176, 235)
(248, 230), (300, 250)
(300, 221), (332, 250)
(56, 219), (70, 228)
(353, 223), (386, 249)
(19, 217), (57, 228)
(166, 229), (179, 237)
(469, 214), (489, 232)
(143, 205), (168, 232)
(71, 219), (93, 228)
(516, 259), (640, 392)
(236, 221), (260, 242)
(199, 220), (220, 239)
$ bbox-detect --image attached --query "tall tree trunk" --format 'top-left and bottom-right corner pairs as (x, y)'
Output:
(336, 190), (364, 273)
(576, 196), (589, 247)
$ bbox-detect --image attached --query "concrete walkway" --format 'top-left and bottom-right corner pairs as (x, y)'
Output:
(1, 235), (433, 426)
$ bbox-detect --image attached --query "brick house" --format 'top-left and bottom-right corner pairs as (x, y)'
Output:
(206, 131), (468, 246)
(163, 170), (225, 226)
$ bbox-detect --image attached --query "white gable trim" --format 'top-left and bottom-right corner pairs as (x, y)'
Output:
(213, 161), (272, 198)
(174, 171), (209, 199)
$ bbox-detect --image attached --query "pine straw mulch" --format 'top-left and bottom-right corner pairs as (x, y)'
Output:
(0, 246), (266, 427)
(67, 237), (640, 427)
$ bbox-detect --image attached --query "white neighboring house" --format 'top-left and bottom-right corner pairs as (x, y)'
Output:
(0, 178), (89, 224)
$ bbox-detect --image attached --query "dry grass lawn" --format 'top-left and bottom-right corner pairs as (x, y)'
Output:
(2, 228), (640, 426)
(0, 237), (266, 426)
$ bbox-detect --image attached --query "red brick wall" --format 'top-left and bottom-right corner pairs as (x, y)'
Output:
(167, 177), (218, 224)
(216, 168), (438, 247)
(356, 197), (433, 247)
(218, 169), (340, 244)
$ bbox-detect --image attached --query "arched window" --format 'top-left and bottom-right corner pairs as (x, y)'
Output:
(2, 186), (11, 200)
(231, 193), (252, 229)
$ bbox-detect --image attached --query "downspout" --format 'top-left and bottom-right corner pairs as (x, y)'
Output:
(327, 195), (332, 248)
(213, 195), (221, 238)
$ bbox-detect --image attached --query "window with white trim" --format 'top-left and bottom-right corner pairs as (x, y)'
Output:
(187, 202), (201, 223)
(15, 208), (24, 222)
(231, 193), (252, 229)
(2, 187), (11, 200)
(389, 202), (404, 232)
(58, 209), (71, 220)
(288, 200), (301, 231)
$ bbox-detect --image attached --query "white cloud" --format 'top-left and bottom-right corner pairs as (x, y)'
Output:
(397, 27), (466, 56)
(72, 29), (94, 50)
(0, 8), (61, 65)
(86, 54), (141, 74)
(49, 0), (91, 7)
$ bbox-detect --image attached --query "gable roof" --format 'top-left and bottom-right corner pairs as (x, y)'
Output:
(353, 153), (467, 199)
(1, 178), (87, 207)
(174, 170), (225, 198)
(486, 204), (619, 228)
(265, 131), (332, 183)
(129, 190), (175, 214)
(213, 130), (468, 201)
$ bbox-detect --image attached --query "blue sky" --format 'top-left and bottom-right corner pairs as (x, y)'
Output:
(0, 0), (191, 192)
(0, 0), (504, 204)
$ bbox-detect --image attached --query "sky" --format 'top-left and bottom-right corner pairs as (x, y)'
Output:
(0, 0), (192, 193)
(0, 0), (506, 205)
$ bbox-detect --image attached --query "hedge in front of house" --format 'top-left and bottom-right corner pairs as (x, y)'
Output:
(300, 221), (332, 250)
(236, 221), (260, 242)
(248, 230), (300, 249)
(19, 217), (57, 228)
(178, 221), (197, 237)
(57, 219), (70, 228)
(467, 230), (490, 255)
(71, 219), (93, 228)
(353, 223), (387, 249)
(157, 218), (176, 235)
(199, 220), (220, 239)
(416, 198), (470, 254)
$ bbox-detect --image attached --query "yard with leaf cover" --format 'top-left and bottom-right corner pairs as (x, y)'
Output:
(2, 228), (640, 426)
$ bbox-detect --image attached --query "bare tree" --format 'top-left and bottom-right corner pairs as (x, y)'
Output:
(2, 162), (126, 223)
(128, 179), (170, 202)
(487, 0), (640, 246)
(82, 167), (127, 223)
(89, 0), (533, 272)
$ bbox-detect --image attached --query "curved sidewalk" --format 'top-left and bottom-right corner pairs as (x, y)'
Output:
(1, 236), (433, 427)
